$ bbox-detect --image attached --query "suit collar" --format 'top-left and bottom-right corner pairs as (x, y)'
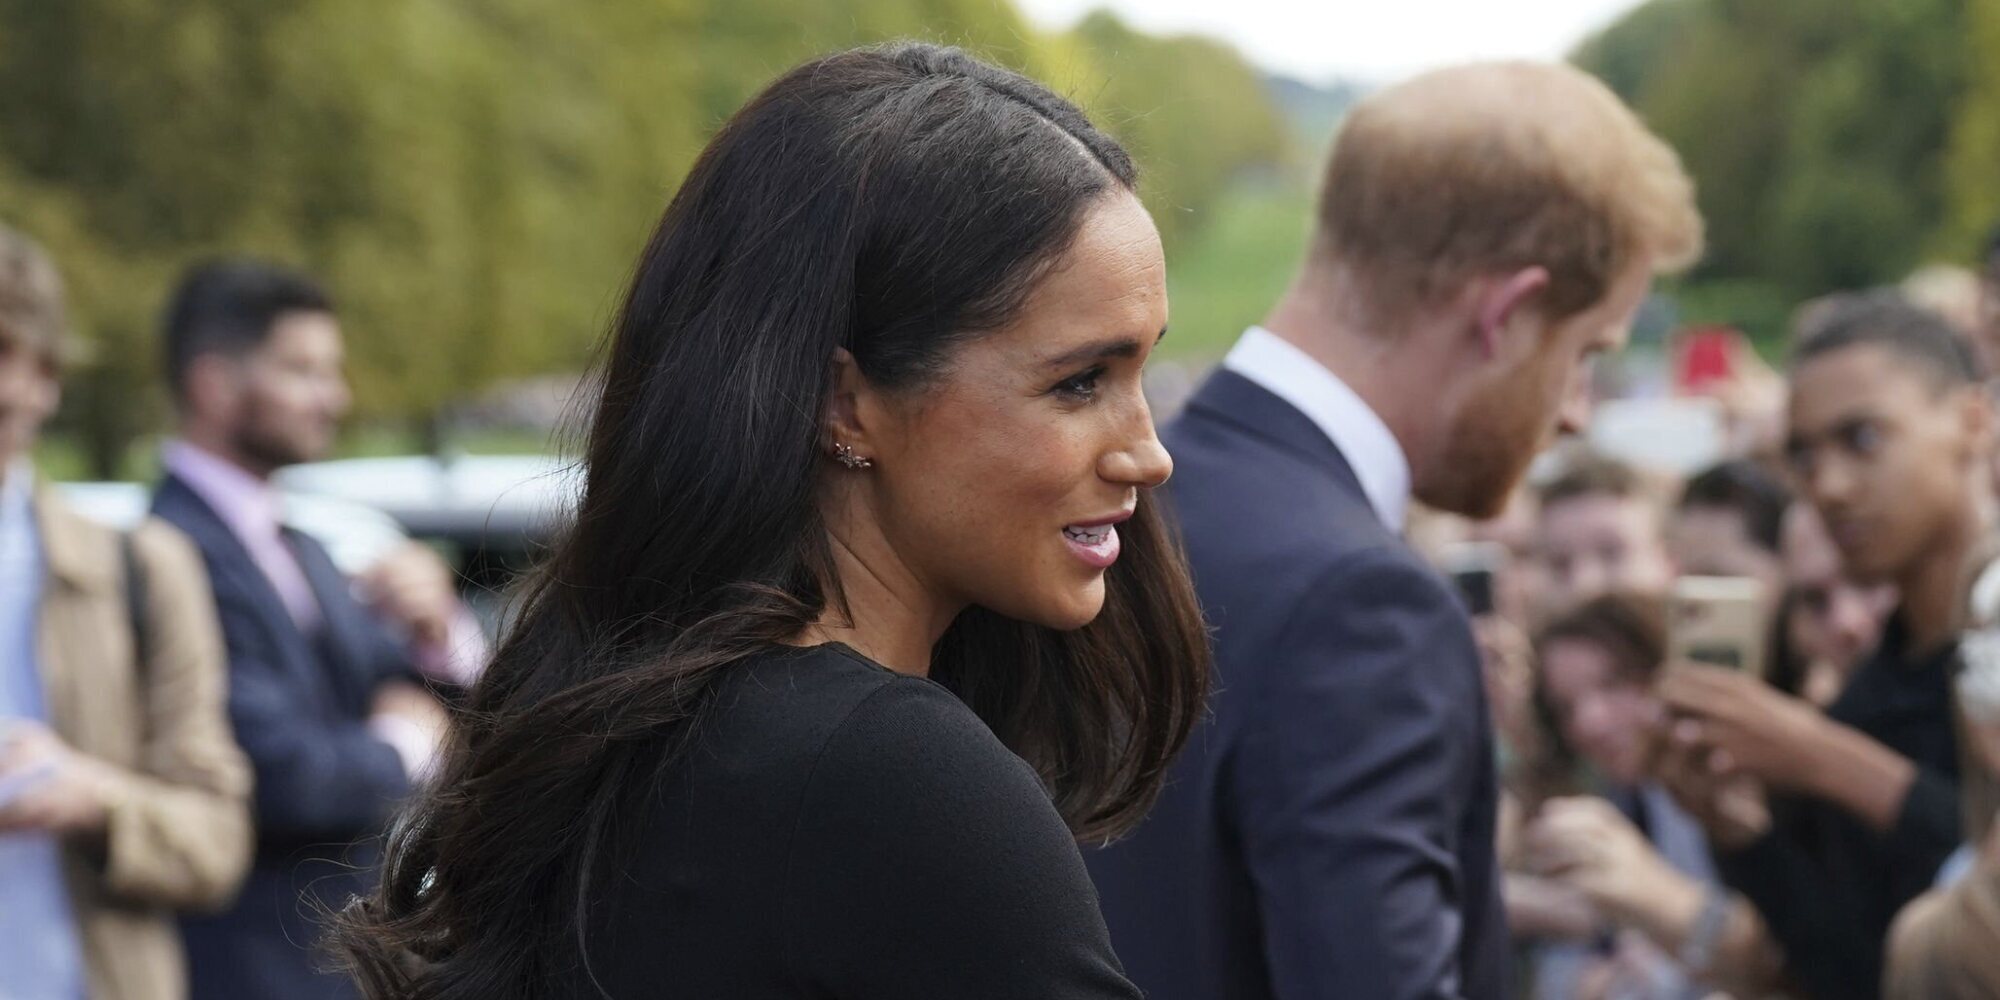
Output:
(1182, 368), (1370, 506)
(1221, 327), (1411, 531)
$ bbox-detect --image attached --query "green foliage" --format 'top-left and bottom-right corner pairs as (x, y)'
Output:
(1159, 182), (1312, 359)
(1941, 0), (2000, 257)
(1067, 11), (1287, 247)
(1574, 0), (1971, 307)
(0, 0), (1286, 474)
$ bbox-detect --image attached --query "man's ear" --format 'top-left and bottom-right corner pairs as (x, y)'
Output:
(1958, 381), (1994, 466)
(1473, 266), (1552, 359)
(183, 354), (243, 424)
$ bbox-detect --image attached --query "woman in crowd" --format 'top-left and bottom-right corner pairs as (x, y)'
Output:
(1525, 592), (1784, 999)
(332, 43), (1208, 999)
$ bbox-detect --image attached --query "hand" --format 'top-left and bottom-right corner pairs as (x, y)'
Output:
(0, 719), (117, 835)
(1524, 797), (1690, 922)
(360, 543), (462, 647)
(371, 681), (450, 746)
(1474, 617), (1539, 756)
(1656, 664), (1831, 793)
(1654, 717), (1772, 851)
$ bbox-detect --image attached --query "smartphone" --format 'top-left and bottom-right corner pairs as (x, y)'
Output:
(1667, 576), (1767, 678)
(1442, 542), (1504, 619)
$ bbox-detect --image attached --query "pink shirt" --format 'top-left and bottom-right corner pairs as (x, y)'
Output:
(162, 441), (487, 781)
(162, 440), (323, 630)
(160, 440), (488, 685)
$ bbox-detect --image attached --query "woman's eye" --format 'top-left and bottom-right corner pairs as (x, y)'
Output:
(1053, 367), (1104, 401)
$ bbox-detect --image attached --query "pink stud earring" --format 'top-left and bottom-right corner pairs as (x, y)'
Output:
(832, 442), (874, 470)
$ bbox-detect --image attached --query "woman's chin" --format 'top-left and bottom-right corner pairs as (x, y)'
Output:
(999, 583), (1107, 632)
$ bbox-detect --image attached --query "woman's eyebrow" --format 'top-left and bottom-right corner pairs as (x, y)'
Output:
(1042, 327), (1168, 368)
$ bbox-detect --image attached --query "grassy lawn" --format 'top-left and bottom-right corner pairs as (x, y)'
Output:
(1158, 181), (1315, 363)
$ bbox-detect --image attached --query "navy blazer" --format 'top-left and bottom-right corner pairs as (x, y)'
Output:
(154, 474), (414, 1000)
(1086, 371), (1510, 1000)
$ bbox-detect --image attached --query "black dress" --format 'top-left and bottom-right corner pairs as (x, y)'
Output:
(573, 642), (1141, 998)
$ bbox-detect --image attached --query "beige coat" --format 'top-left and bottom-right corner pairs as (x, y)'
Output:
(32, 484), (253, 1000)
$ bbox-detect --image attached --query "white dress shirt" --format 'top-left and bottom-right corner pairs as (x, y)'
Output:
(1222, 325), (1412, 532)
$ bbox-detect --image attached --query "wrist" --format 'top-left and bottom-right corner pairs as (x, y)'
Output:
(1812, 721), (1916, 830)
(1606, 859), (1704, 938)
(64, 757), (119, 835)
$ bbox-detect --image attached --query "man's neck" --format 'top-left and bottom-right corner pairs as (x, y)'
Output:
(176, 430), (273, 484)
(1898, 508), (1984, 653)
(1260, 279), (1433, 468)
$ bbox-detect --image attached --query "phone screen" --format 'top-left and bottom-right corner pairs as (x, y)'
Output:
(1667, 576), (1767, 678)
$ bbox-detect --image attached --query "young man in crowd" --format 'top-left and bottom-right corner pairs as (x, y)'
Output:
(1085, 62), (1702, 1000)
(1660, 292), (1986, 1000)
(153, 261), (486, 1000)
(0, 224), (251, 1000)
(1536, 451), (1676, 615)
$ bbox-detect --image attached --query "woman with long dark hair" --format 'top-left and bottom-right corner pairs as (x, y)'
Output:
(332, 42), (1208, 999)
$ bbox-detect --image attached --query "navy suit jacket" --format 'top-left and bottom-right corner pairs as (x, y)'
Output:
(154, 474), (414, 1000)
(1086, 371), (1510, 1000)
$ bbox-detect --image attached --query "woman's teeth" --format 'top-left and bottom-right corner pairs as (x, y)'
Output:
(1065, 524), (1111, 545)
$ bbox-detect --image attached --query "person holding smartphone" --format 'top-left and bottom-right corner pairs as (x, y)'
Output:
(1659, 292), (1987, 1000)
(1523, 592), (1784, 999)
(0, 223), (252, 1000)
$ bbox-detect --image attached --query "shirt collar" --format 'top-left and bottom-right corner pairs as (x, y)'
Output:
(1222, 325), (1412, 531)
(161, 440), (286, 544)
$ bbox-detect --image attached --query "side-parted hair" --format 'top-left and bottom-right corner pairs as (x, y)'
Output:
(332, 43), (1209, 1000)
(1679, 460), (1791, 554)
(162, 259), (333, 402)
(1791, 289), (1983, 389)
(1532, 590), (1668, 770)
(1316, 61), (1703, 327)
(0, 223), (72, 369)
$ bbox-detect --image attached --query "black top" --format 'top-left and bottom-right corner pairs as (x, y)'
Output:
(1717, 616), (1962, 1000)
(572, 642), (1140, 999)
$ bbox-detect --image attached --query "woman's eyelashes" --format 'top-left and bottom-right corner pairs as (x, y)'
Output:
(1052, 366), (1106, 402)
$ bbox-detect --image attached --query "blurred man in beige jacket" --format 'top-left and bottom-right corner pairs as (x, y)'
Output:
(0, 222), (251, 1000)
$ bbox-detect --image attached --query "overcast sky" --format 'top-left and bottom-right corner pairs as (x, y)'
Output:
(1012, 0), (1651, 84)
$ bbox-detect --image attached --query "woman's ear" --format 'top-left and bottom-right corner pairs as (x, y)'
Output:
(823, 347), (879, 465)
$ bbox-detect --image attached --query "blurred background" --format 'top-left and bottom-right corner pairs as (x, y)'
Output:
(3, 0), (1994, 498)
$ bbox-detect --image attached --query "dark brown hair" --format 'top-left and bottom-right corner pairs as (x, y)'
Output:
(330, 43), (1208, 1000)
(1531, 590), (1666, 773)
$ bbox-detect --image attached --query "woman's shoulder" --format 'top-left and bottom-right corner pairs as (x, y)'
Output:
(723, 643), (1019, 781)
(770, 650), (1134, 997)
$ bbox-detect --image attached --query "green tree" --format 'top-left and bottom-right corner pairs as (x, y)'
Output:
(0, 0), (1285, 475)
(1575, 0), (1967, 318)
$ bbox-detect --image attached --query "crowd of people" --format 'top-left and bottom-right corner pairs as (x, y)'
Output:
(1413, 278), (2000, 998)
(4, 37), (2000, 1000)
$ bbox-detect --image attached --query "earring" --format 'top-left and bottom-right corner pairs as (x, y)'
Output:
(832, 442), (874, 470)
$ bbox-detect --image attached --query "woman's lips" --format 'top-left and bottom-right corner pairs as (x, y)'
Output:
(1063, 522), (1122, 569)
(1063, 511), (1131, 570)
